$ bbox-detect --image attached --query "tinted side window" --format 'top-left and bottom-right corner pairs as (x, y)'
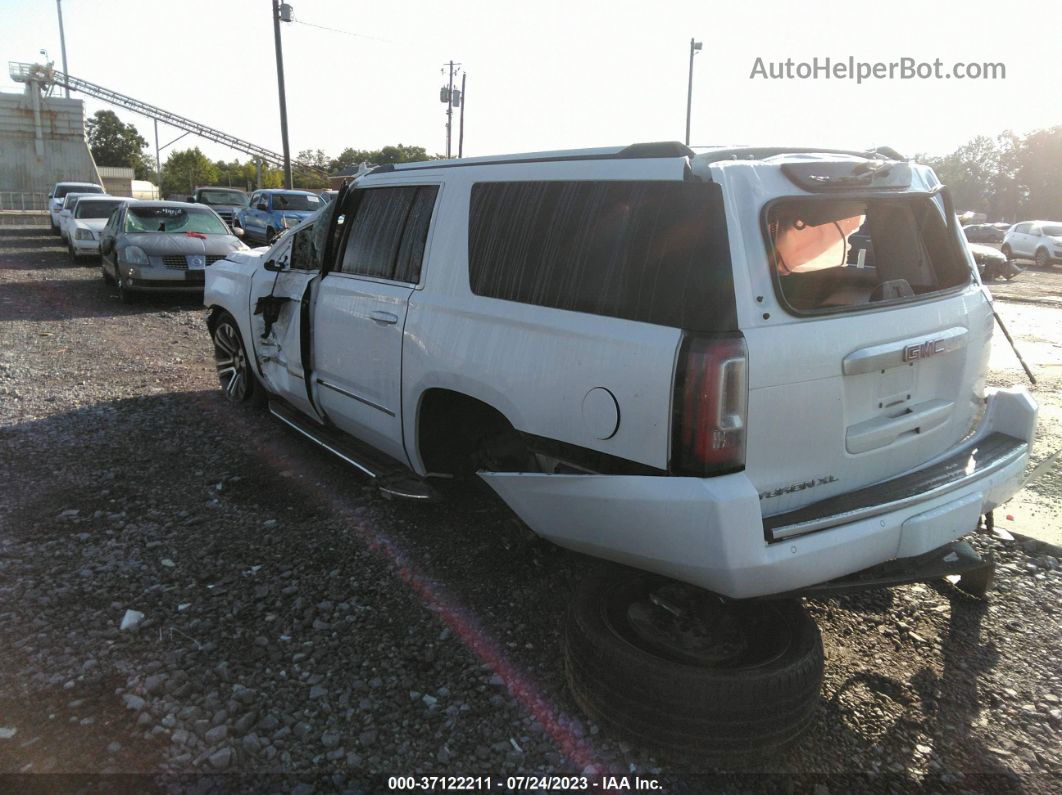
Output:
(339, 187), (417, 279)
(289, 223), (318, 270)
(468, 181), (734, 331)
(394, 186), (438, 284)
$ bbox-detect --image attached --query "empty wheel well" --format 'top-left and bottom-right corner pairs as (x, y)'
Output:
(206, 306), (229, 334)
(417, 389), (530, 475)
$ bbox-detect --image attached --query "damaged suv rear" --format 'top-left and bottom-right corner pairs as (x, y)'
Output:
(481, 150), (1035, 601)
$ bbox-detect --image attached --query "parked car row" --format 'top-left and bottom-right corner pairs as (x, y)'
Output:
(47, 181), (105, 233)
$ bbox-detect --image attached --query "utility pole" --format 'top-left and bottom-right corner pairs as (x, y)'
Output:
(154, 119), (162, 197)
(272, 1), (293, 189)
(56, 0), (70, 98)
(445, 60), (455, 159)
(685, 38), (702, 147)
(458, 72), (467, 158)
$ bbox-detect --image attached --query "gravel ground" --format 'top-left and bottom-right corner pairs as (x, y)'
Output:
(1, 228), (1059, 792)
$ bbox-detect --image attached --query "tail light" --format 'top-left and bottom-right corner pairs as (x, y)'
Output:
(671, 334), (748, 476)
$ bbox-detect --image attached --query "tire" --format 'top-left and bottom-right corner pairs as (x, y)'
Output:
(68, 243), (79, 265)
(1035, 248), (1050, 268)
(101, 264), (114, 285)
(1001, 244), (1012, 260)
(116, 276), (137, 304)
(564, 567), (823, 763)
(211, 312), (266, 407)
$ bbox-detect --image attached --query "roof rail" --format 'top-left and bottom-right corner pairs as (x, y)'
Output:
(364, 141), (696, 176)
(617, 141), (696, 159)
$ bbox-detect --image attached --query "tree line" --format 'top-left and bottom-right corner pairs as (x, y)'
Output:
(85, 110), (438, 196)
(917, 126), (1062, 222)
(87, 109), (1062, 220)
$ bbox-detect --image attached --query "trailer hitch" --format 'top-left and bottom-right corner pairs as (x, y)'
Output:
(763, 540), (994, 600)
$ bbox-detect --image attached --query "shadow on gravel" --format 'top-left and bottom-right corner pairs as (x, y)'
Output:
(0, 273), (205, 322)
(820, 588), (1016, 790)
(0, 389), (1033, 785)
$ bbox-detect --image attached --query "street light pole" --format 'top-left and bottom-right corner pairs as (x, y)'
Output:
(685, 38), (702, 147)
(154, 119), (162, 197)
(445, 60), (455, 159)
(56, 0), (70, 98)
(272, 0), (293, 189)
(458, 72), (467, 159)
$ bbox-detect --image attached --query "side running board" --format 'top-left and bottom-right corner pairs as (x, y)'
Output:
(268, 400), (437, 501)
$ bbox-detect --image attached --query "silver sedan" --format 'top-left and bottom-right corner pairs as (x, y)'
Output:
(99, 201), (247, 303)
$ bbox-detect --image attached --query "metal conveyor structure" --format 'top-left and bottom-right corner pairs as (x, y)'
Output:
(9, 61), (326, 174)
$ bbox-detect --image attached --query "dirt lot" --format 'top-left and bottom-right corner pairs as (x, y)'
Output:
(1, 229), (1059, 792)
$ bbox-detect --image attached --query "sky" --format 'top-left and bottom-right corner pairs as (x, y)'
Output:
(2, 0), (1060, 167)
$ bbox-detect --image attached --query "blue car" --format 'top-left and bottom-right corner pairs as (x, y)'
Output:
(235, 189), (324, 244)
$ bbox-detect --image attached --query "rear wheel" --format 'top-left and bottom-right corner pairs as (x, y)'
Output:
(1001, 244), (1013, 260)
(211, 313), (265, 407)
(564, 567), (823, 763)
(1035, 247), (1050, 268)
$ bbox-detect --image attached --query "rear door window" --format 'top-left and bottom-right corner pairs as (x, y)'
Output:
(338, 186), (439, 283)
(765, 196), (969, 314)
(467, 180), (734, 331)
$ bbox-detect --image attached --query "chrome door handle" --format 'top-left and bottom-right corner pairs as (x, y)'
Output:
(369, 310), (399, 325)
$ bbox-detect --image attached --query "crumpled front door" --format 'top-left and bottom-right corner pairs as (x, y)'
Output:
(248, 234), (320, 419)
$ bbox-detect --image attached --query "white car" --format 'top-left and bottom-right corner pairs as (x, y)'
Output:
(204, 143), (1037, 756)
(48, 181), (104, 234)
(57, 192), (102, 242)
(66, 196), (126, 262)
(1001, 220), (1062, 268)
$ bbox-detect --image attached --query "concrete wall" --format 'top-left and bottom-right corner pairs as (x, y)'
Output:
(0, 84), (101, 193)
(98, 165), (134, 197)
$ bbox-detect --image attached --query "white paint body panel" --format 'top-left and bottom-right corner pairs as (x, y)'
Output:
(394, 157), (688, 473)
(70, 218), (108, 255)
(313, 273), (413, 463)
(483, 388), (1034, 598)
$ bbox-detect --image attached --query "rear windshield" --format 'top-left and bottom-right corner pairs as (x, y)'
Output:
(468, 180), (735, 331)
(198, 189), (249, 207)
(765, 196), (969, 314)
(272, 193), (321, 211)
(55, 184), (102, 199)
(75, 200), (123, 219)
(125, 206), (229, 235)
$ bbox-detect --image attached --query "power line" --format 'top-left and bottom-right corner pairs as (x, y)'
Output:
(293, 19), (395, 44)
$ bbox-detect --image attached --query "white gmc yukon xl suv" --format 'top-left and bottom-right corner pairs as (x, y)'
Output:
(205, 142), (1036, 756)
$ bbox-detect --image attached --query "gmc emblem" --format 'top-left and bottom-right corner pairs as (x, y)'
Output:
(902, 339), (944, 362)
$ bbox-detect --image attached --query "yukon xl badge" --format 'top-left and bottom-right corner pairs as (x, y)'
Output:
(759, 475), (838, 500)
(902, 338), (944, 362)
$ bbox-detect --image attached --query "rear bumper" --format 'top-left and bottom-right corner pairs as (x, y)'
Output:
(481, 387), (1036, 599)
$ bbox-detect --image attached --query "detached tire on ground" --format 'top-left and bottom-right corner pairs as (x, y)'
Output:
(564, 567), (823, 763)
